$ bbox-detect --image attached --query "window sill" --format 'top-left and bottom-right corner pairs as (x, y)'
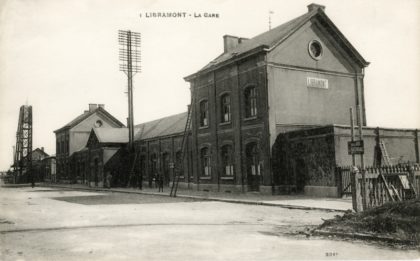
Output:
(199, 176), (211, 180)
(243, 116), (257, 121)
(221, 176), (234, 180)
(219, 121), (231, 126)
(199, 126), (209, 130)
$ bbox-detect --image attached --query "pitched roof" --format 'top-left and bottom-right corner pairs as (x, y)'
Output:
(32, 148), (49, 157)
(134, 112), (188, 141)
(186, 6), (368, 79)
(54, 107), (125, 133)
(93, 128), (130, 143)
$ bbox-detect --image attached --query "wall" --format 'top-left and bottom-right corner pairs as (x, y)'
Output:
(135, 133), (192, 188)
(70, 112), (123, 155)
(272, 125), (420, 197)
(334, 126), (420, 166)
(189, 53), (271, 193)
(266, 19), (365, 148)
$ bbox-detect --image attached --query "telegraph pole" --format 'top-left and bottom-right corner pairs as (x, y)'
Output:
(119, 30), (141, 187)
(119, 30), (141, 151)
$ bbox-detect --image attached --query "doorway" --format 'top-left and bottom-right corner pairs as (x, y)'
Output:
(246, 142), (260, 191)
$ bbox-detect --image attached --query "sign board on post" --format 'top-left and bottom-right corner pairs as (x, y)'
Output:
(348, 140), (364, 155)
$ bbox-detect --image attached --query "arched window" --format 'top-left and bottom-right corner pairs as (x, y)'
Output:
(199, 100), (209, 127)
(150, 153), (157, 175)
(246, 142), (260, 176)
(139, 155), (146, 178)
(175, 151), (182, 169)
(200, 147), (211, 176)
(220, 94), (231, 123)
(244, 86), (257, 118)
(221, 145), (234, 176)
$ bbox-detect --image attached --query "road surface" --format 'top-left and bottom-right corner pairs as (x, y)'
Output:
(0, 186), (418, 260)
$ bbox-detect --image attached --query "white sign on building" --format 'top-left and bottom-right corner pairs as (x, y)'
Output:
(307, 77), (328, 89)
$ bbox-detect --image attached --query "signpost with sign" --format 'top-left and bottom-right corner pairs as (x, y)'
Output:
(348, 140), (364, 155)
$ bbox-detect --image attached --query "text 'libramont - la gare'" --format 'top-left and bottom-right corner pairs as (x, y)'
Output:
(139, 12), (220, 18)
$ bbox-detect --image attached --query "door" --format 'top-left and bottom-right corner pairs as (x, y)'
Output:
(246, 142), (260, 191)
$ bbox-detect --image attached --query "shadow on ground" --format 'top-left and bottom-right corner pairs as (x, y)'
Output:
(51, 193), (203, 205)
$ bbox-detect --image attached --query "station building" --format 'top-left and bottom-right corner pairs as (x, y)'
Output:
(55, 4), (420, 196)
(54, 104), (125, 182)
(183, 3), (368, 193)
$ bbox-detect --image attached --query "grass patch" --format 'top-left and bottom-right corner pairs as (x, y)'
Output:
(318, 199), (420, 245)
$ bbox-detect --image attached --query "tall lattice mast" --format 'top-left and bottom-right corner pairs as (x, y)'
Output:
(14, 105), (33, 183)
(118, 30), (141, 151)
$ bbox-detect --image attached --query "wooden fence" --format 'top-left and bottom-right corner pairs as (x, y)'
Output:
(336, 165), (420, 212)
(335, 166), (352, 196)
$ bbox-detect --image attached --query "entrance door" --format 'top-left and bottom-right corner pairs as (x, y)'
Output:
(246, 142), (260, 191)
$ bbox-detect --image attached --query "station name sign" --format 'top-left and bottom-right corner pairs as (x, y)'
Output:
(307, 77), (328, 89)
(348, 140), (364, 155)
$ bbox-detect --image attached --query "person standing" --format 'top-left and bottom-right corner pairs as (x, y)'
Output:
(158, 172), (164, 192)
(106, 172), (112, 189)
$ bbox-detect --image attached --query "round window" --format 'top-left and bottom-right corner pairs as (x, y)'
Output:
(94, 120), (103, 127)
(308, 40), (323, 60)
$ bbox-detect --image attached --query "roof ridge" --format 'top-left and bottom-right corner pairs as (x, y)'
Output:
(187, 6), (368, 78)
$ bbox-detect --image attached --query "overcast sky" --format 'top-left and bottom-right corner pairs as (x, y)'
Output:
(0, 0), (419, 171)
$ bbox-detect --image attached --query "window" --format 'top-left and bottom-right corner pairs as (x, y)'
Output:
(139, 155), (146, 178)
(221, 145), (234, 176)
(244, 87), (257, 118)
(246, 142), (260, 176)
(308, 40), (323, 60)
(199, 100), (209, 127)
(220, 94), (231, 123)
(150, 154), (157, 175)
(175, 151), (182, 170)
(94, 120), (103, 127)
(200, 147), (211, 176)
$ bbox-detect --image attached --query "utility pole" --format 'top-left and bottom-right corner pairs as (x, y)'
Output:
(119, 30), (141, 187)
(357, 105), (367, 210)
(119, 30), (141, 151)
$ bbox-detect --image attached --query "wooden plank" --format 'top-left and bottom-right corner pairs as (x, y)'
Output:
(390, 185), (402, 201)
(379, 174), (394, 202)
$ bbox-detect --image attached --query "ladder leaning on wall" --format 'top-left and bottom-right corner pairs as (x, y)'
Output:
(170, 98), (194, 197)
(169, 102), (193, 197)
(379, 140), (391, 165)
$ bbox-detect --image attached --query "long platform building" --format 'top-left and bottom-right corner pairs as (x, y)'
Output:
(56, 4), (420, 196)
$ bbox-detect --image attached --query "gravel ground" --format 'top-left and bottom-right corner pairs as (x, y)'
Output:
(1, 186), (419, 260)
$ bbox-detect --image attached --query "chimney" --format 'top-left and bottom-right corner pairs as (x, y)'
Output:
(41, 147), (44, 152)
(239, 37), (249, 44)
(223, 35), (240, 53)
(98, 104), (105, 109)
(307, 3), (325, 12)
(88, 104), (98, 112)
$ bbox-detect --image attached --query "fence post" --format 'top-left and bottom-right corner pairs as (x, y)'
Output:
(351, 166), (363, 212)
(335, 166), (343, 198)
(408, 165), (419, 198)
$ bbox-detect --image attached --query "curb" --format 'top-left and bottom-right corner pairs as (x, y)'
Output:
(43, 184), (347, 213)
(313, 229), (418, 245)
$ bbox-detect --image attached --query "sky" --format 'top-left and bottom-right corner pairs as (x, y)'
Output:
(0, 0), (419, 171)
